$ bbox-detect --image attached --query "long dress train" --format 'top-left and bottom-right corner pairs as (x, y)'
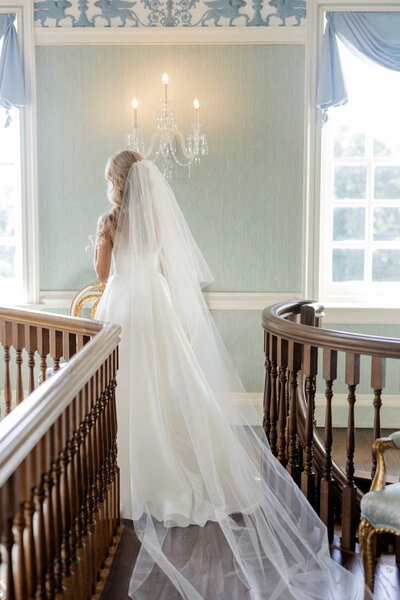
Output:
(95, 160), (368, 599)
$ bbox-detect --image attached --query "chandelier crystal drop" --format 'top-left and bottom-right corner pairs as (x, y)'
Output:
(126, 74), (209, 179)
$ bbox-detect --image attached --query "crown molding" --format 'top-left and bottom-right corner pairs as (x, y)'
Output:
(34, 26), (307, 46)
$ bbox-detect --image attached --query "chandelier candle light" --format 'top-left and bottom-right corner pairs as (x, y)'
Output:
(126, 73), (209, 179)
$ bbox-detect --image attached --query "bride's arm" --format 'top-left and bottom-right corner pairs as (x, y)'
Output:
(94, 218), (113, 282)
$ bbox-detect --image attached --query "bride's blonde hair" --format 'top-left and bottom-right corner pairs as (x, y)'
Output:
(97, 150), (143, 244)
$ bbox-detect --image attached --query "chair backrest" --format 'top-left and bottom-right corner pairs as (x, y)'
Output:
(70, 281), (106, 318)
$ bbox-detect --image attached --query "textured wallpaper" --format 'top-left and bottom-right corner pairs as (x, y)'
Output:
(36, 44), (305, 293)
(34, 0), (306, 28)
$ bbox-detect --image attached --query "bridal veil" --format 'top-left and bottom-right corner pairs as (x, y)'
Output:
(95, 160), (368, 599)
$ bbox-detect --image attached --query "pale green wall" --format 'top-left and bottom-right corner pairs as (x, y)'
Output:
(36, 44), (305, 292)
(35, 44), (305, 394)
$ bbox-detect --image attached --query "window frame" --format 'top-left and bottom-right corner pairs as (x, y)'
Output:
(0, 0), (38, 304)
(304, 0), (400, 316)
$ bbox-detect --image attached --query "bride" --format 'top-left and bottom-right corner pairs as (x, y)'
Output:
(94, 150), (368, 599)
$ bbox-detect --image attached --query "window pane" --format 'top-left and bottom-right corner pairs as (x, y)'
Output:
(0, 245), (15, 278)
(333, 122), (366, 158)
(332, 249), (364, 281)
(374, 166), (400, 200)
(0, 206), (15, 237)
(334, 166), (367, 199)
(333, 207), (365, 241)
(0, 164), (19, 204)
(373, 121), (400, 159)
(373, 249), (400, 282)
(373, 207), (400, 241)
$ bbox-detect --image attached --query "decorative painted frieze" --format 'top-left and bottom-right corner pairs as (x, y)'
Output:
(33, 0), (307, 27)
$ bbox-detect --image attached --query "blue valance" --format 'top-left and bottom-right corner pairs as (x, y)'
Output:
(0, 13), (25, 128)
(316, 12), (400, 117)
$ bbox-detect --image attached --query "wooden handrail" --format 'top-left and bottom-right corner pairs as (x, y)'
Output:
(263, 301), (400, 358)
(0, 306), (103, 336)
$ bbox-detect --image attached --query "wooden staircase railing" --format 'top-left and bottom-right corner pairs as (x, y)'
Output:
(262, 300), (400, 550)
(0, 306), (121, 599)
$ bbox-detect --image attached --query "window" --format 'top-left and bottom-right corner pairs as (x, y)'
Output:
(0, 3), (38, 305)
(319, 39), (400, 305)
(0, 29), (23, 300)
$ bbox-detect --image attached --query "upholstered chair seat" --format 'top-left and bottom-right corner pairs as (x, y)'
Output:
(360, 431), (400, 592)
(361, 482), (400, 533)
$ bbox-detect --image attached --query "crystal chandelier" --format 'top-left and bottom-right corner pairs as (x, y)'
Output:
(126, 73), (209, 179)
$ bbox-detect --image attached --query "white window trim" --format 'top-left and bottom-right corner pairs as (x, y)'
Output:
(304, 0), (400, 320)
(0, 0), (39, 303)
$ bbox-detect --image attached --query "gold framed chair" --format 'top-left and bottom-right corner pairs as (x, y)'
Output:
(70, 281), (106, 319)
(359, 431), (400, 592)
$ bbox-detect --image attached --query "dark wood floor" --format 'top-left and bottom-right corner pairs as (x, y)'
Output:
(100, 429), (400, 599)
(100, 521), (400, 600)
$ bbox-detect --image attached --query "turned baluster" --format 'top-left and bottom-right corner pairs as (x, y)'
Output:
(341, 352), (360, 551)
(33, 439), (49, 599)
(301, 344), (317, 507)
(0, 475), (19, 600)
(65, 410), (79, 589)
(52, 419), (64, 599)
(38, 329), (50, 384)
(103, 362), (113, 552)
(23, 461), (37, 598)
(86, 378), (98, 595)
(277, 338), (288, 467)
(96, 367), (107, 569)
(263, 331), (271, 439)
(12, 323), (25, 405)
(115, 347), (121, 526)
(107, 355), (116, 543)
(43, 428), (57, 599)
(78, 389), (91, 600)
(269, 336), (278, 457)
(25, 325), (38, 394)
(287, 340), (302, 487)
(110, 352), (119, 535)
(13, 457), (31, 600)
(60, 410), (75, 599)
(50, 330), (63, 373)
(371, 357), (385, 480)
(3, 321), (13, 414)
(320, 349), (337, 543)
(71, 396), (86, 600)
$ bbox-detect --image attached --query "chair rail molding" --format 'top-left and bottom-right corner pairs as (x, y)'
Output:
(35, 290), (303, 311)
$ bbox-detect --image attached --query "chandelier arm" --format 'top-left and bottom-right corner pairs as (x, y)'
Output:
(174, 131), (193, 160)
(141, 132), (160, 159)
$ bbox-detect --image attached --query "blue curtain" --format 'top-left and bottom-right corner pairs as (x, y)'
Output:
(316, 12), (400, 118)
(0, 13), (25, 128)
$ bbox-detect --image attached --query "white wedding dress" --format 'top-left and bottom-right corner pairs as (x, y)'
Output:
(95, 160), (368, 599)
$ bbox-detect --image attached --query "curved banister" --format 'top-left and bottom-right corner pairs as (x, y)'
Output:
(0, 306), (122, 598)
(262, 299), (400, 551)
(263, 301), (400, 358)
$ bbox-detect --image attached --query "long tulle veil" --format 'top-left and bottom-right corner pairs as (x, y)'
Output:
(95, 160), (368, 599)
